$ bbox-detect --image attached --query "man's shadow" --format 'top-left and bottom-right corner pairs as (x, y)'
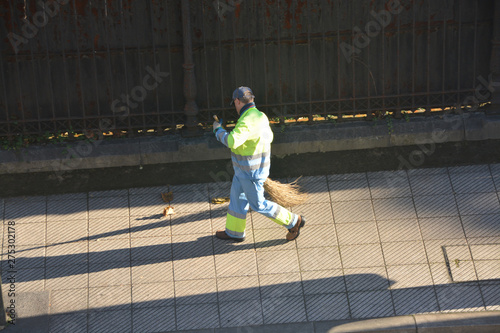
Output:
(4, 272), (499, 333)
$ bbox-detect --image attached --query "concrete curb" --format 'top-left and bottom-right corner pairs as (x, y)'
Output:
(1, 113), (500, 175)
(170, 312), (500, 333)
(321, 311), (500, 332)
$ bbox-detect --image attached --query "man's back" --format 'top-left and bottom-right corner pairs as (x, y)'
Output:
(229, 107), (274, 156)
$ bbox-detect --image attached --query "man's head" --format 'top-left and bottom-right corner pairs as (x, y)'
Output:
(230, 86), (255, 114)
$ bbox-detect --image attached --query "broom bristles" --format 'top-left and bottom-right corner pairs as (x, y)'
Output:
(264, 177), (309, 207)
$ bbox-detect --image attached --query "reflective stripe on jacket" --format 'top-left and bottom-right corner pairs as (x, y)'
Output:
(215, 106), (273, 180)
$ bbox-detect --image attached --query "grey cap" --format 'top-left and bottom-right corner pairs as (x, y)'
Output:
(230, 86), (255, 105)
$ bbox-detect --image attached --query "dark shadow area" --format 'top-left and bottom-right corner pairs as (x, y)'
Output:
(2, 140), (500, 198)
(14, 210), (215, 254)
(5, 231), (500, 287)
(11, 202), (500, 268)
(134, 214), (165, 220)
(2, 273), (499, 333)
(4, 235), (295, 281)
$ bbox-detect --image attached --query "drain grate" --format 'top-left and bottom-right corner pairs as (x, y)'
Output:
(442, 244), (500, 282)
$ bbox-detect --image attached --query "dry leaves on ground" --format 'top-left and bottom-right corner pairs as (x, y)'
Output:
(211, 197), (230, 204)
(161, 191), (173, 203)
(163, 206), (175, 216)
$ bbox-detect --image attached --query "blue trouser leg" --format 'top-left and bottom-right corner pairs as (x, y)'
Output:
(225, 176), (299, 237)
(239, 177), (298, 229)
(225, 176), (249, 238)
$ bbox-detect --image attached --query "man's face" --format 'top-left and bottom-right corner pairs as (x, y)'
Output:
(234, 98), (243, 114)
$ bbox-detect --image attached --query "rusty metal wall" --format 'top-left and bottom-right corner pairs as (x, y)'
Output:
(195, 0), (495, 123)
(0, 0), (185, 137)
(0, 0), (495, 137)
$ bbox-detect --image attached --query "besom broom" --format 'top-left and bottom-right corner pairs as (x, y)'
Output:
(264, 177), (308, 207)
(214, 115), (308, 207)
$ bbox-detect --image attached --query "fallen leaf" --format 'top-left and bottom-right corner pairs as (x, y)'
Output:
(163, 206), (175, 216)
(211, 197), (230, 204)
(161, 191), (173, 203)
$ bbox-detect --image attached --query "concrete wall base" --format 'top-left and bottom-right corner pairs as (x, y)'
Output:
(1, 113), (500, 197)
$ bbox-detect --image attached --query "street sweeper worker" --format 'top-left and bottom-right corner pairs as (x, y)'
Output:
(213, 86), (305, 242)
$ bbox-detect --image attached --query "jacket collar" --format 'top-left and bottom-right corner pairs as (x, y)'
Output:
(238, 102), (255, 118)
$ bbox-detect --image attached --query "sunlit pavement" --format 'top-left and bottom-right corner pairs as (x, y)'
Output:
(1, 164), (500, 332)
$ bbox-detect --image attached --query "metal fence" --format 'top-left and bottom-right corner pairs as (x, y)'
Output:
(0, 0), (497, 138)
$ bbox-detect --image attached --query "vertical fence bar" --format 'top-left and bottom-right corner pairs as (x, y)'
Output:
(397, 1), (401, 117)
(293, 3), (298, 118)
(457, 1), (462, 108)
(441, 7), (447, 110)
(118, 0), (131, 134)
(336, 0), (341, 120)
(491, 0), (500, 108)
(132, 2), (145, 132)
(89, 1), (101, 122)
(147, 0), (161, 131)
(217, 1), (224, 114)
(277, 0), (282, 123)
(0, 49), (10, 136)
(425, 1), (430, 116)
(321, 0), (326, 117)
(88, 0), (101, 119)
(56, 1), (71, 130)
(165, 0), (175, 117)
(8, 0), (26, 133)
(263, 2), (268, 107)
(363, 2), (370, 118)
(307, 0), (312, 121)
(411, 2), (416, 112)
(0, 2), (11, 135)
(40, 1), (56, 131)
(25, 4), (42, 134)
(201, 2), (210, 111)
(0, 52), (11, 136)
(350, 1), (355, 118)
(366, 35), (371, 118)
(382, 0), (387, 117)
(103, 0), (116, 131)
(232, 1), (237, 93)
(181, 0), (199, 134)
(247, 2), (253, 90)
(472, 0), (478, 89)
(71, 0), (87, 130)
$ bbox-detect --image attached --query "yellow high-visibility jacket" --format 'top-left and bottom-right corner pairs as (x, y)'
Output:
(215, 104), (273, 180)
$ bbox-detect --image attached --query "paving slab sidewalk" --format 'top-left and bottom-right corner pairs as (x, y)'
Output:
(1, 164), (500, 332)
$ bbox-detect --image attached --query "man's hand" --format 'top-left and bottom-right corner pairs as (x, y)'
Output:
(213, 120), (221, 132)
(213, 115), (222, 133)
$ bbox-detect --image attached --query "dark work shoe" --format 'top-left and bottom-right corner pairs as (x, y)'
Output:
(286, 215), (306, 241)
(215, 230), (245, 242)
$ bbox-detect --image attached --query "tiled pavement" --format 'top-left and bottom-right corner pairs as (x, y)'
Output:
(1, 164), (500, 332)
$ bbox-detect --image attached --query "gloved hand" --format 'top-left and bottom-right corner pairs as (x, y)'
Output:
(213, 115), (222, 133)
(213, 120), (222, 132)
